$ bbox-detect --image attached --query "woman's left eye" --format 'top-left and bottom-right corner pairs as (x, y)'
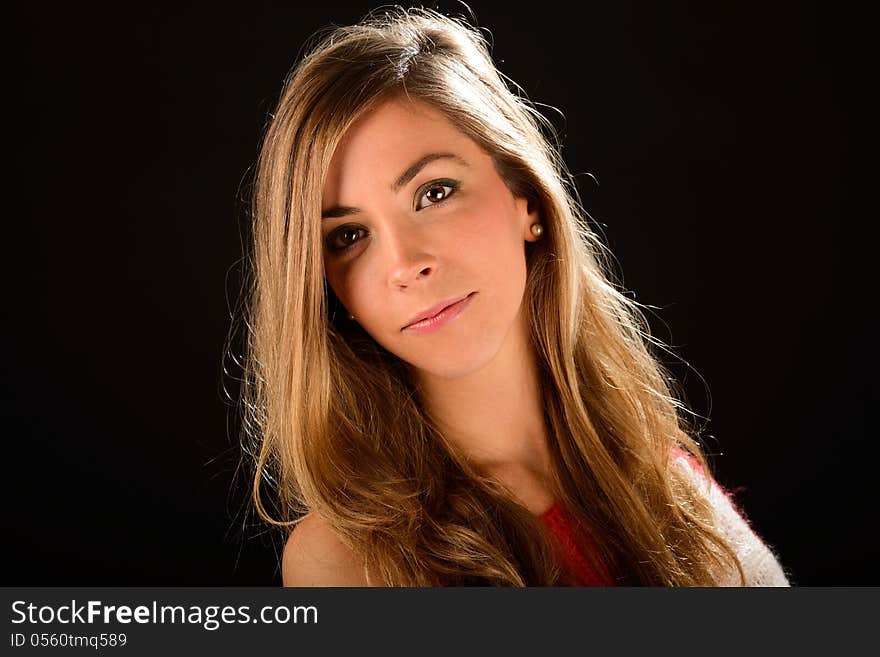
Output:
(415, 180), (459, 210)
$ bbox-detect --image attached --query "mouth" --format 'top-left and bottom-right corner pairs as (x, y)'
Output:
(402, 292), (476, 333)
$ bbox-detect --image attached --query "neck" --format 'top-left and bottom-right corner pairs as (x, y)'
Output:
(415, 309), (553, 483)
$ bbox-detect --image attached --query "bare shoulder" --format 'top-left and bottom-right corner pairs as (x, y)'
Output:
(282, 511), (370, 587)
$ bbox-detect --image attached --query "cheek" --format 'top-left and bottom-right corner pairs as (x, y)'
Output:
(464, 192), (527, 277)
(456, 190), (522, 255)
(324, 262), (354, 311)
(326, 259), (374, 319)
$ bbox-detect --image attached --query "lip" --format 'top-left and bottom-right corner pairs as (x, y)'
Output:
(402, 292), (476, 333)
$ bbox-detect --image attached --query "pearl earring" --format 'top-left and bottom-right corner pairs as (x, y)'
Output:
(530, 223), (544, 238)
(348, 313), (355, 320)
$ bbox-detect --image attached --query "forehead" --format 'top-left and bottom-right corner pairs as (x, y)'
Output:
(323, 98), (478, 198)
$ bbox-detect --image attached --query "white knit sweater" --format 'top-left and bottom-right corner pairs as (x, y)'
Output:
(670, 452), (792, 587)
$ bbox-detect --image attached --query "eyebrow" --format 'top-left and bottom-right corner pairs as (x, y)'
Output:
(392, 152), (468, 192)
(321, 152), (469, 220)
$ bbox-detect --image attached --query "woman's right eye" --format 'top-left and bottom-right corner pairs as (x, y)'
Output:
(325, 226), (367, 253)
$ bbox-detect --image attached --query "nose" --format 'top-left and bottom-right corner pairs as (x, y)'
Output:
(383, 220), (437, 288)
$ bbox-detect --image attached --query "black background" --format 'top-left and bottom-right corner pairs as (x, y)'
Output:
(8, 1), (867, 585)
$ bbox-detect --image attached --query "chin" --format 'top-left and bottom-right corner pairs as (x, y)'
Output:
(406, 338), (503, 381)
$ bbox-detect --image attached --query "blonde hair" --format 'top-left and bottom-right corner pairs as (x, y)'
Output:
(236, 6), (744, 586)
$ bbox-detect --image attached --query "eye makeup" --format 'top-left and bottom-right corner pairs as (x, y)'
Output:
(414, 178), (460, 211)
(324, 177), (462, 255)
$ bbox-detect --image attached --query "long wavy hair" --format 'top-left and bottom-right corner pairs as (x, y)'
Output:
(236, 6), (745, 586)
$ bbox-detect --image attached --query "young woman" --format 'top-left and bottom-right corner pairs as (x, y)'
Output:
(238, 7), (791, 586)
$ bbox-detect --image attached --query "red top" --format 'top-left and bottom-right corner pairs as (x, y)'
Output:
(535, 448), (713, 586)
(539, 501), (615, 586)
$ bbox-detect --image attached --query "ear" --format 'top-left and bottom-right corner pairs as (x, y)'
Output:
(518, 195), (542, 242)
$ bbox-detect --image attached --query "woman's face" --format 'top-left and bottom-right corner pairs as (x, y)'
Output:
(321, 97), (540, 380)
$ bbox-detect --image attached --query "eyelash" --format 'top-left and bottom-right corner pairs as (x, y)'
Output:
(324, 179), (460, 254)
(415, 179), (460, 210)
